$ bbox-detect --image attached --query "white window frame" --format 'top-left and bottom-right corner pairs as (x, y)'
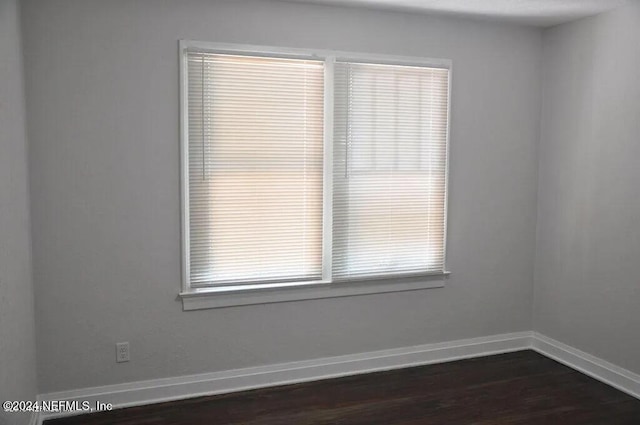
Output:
(179, 40), (452, 310)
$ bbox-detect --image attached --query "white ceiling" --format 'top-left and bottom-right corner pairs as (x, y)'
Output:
(281, 0), (627, 26)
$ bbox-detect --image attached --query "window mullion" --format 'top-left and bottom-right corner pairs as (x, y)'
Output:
(322, 55), (335, 283)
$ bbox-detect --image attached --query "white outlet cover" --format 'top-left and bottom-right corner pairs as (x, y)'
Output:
(116, 342), (130, 363)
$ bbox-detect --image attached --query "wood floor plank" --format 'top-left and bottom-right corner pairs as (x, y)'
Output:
(45, 351), (640, 425)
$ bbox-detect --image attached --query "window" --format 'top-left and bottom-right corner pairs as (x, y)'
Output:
(333, 61), (449, 281)
(180, 42), (451, 308)
(186, 52), (325, 288)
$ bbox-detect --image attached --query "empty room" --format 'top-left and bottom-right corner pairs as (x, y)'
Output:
(1, 0), (640, 424)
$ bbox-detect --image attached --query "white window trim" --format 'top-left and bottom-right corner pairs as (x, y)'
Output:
(179, 40), (453, 310)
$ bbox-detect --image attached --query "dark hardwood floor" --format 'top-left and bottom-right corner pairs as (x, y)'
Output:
(46, 350), (640, 425)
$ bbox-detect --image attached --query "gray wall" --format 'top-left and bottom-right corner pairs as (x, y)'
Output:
(535, 1), (640, 374)
(0, 0), (38, 423)
(22, 0), (542, 392)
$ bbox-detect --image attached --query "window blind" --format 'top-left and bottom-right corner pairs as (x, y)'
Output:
(186, 52), (325, 287)
(333, 61), (449, 280)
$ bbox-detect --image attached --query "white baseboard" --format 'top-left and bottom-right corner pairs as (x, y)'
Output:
(35, 331), (640, 424)
(532, 332), (640, 400)
(37, 331), (532, 423)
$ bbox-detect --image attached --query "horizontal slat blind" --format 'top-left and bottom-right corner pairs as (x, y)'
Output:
(187, 52), (325, 286)
(333, 61), (449, 280)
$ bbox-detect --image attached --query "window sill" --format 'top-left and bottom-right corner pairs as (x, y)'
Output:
(180, 273), (449, 310)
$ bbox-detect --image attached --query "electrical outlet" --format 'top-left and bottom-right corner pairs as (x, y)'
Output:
(116, 342), (130, 363)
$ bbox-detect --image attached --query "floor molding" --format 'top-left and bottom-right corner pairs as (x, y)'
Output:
(532, 332), (640, 400)
(37, 331), (532, 423)
(36, 331), (640, 424)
